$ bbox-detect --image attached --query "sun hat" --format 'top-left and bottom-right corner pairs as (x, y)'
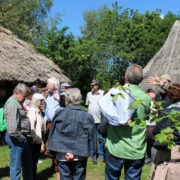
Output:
(160, 74), (171, 81)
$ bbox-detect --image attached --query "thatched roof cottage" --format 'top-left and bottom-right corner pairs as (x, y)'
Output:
(139, 20), (180, 91)
(0, 26), (70, 88)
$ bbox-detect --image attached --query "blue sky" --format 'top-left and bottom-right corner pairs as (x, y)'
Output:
(49, 0), (180, 37)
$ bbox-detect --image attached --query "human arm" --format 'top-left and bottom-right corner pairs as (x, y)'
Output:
(146, 74), (172, 90)
(85, 93), (89, 107)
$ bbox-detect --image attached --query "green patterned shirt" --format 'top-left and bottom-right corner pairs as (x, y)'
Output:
(105, 84), (151, 159)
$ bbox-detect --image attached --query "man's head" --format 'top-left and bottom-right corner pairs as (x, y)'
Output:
(47, 77), (60, 93)
(146, 89), (156, 100)
(26, 88), (34, 100)
(160, 74), (171, 93)
(125, 64), (143, 85)
(90, 80), (100, 93)
(60, 83), (71, 92)
(13, 83), (29, 104)
(33, 79), (42, 89)
(160, 74), (171, 83)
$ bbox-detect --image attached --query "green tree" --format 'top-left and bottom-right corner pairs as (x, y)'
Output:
(81, 3), (180, 88)
(0, 0), (53, 43)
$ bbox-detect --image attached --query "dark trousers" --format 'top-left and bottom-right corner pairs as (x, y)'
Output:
(44, 122), (51, 155)
(58, 159), (87, 180)
(44, 121), (58, 172)
(105, 150), (144, 180)
(30, 143), (41, 180)
(0, 131), (6, 146)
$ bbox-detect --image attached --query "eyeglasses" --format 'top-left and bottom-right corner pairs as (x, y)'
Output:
(90, 84), (95, 87)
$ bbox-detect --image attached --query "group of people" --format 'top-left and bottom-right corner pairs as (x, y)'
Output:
(1, 64), (180, 180)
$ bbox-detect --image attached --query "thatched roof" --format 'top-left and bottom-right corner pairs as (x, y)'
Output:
(139, 20), (180, 91)
(0, 26), (70, 84)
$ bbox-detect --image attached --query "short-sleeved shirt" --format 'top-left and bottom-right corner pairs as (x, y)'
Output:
(85, 89), (104, 124)
(105, 84), (151, 160)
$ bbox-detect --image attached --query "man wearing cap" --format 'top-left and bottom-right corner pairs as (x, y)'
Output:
(53, 82), (71, 107)
(155, 74), (171, 109)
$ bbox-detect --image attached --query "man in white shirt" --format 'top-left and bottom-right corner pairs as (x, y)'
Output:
(86, 80), (105, 162)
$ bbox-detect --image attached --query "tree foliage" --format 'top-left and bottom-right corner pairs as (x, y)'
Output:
(0, 0), (53, 43)
(81, 3), (180, 87)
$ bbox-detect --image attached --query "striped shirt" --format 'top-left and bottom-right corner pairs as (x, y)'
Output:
(105, 84), (151, 159)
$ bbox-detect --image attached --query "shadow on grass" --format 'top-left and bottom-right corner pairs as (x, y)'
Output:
(37, 167), (55, 180)
(0, 166), (9, 178)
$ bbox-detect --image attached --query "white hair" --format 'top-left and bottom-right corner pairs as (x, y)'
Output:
(30, 93), (44, 108)
(65, 88), (82, 105)
(47, 77), (60, 89)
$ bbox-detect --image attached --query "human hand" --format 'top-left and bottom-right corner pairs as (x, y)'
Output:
(65, 153), (74, 161)
(146, 74), (162, 86)
(53, 93), (60, 100)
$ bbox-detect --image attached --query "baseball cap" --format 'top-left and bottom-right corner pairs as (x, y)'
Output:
(160, 74), (171, 81)
(60, 83), (71, 88)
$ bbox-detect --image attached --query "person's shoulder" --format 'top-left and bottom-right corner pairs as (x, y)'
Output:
(5, 96), (19, 105)
(4, 96), (19, 111)
(87, 91), (92, 96)
(99, 89), (104, 94)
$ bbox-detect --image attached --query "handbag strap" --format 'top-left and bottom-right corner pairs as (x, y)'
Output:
(4, 100), (19, 108)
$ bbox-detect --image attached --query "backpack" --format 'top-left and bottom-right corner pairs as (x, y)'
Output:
(0, 100), (18, 132)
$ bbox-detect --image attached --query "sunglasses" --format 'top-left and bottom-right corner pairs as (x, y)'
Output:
(90, 84), (96, 87)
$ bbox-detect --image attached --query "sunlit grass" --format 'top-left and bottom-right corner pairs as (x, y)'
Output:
(0, 146), (151, 180)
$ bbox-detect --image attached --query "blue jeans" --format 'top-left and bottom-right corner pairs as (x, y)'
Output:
(5, 133), (33, 180)
(90, 124), (104, 158)
(58, 160), (87, 180)
(105, 150), (144, 180)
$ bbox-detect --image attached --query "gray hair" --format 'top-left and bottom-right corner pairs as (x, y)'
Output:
(13, 83), (29, 94)
(125, 64), (143, 85)
(30, 93), (44, 108)
(47, 77), (60, 89)
(91, 79), (100, 88)
(65, 88), (82, 106)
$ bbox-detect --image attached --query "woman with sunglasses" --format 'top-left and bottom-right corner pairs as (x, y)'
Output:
(27, 93), (44, 180)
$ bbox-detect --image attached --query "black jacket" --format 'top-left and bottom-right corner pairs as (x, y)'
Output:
(48, 106), (97, 164)
(153, 106), (180, 150)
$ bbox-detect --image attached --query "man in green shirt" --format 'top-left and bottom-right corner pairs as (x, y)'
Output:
(105, 64), (151, 180)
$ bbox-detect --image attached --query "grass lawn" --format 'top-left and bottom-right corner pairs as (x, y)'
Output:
(0, 146), (151, 180)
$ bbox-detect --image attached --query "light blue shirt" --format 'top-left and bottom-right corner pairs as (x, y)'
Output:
(44, 91), (62, 121)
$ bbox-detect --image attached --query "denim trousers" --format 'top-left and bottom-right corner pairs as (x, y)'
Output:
(90, 123), (104, 158)
(105, 150), (145, 180)
(58, 159), (87, 180)
(5, 132), (33, 180)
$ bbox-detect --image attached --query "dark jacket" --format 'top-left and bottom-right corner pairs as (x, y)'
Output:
(48, 106), (97, 164)
(153, 106), (180, 149)
(155, 92), (171, 109)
